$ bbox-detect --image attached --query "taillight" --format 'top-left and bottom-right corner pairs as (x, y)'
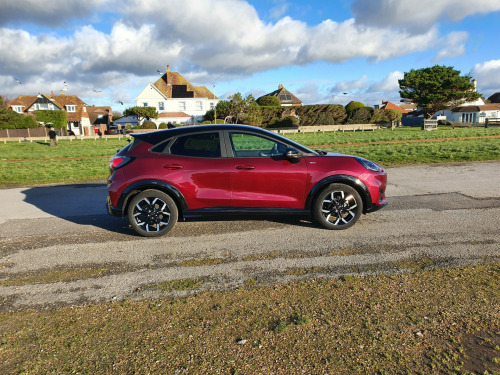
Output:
(109, 155), (133, 170)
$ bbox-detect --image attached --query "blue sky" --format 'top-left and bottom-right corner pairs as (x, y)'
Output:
(1, 0), (499, 112)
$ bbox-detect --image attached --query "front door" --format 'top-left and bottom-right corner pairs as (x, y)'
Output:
(227, 131), (308, 208)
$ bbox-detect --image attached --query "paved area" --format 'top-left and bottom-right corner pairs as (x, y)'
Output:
(0, 161), (499, 311)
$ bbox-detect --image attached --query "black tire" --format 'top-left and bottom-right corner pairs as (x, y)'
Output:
(127, 190), (178, 237)
(313, 183), (363, 230)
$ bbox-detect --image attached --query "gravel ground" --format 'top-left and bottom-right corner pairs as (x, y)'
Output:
(1, 161), (499, 311)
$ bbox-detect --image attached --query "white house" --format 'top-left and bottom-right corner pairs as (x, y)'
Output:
(444, 103), (500, 124)
(135, 65), (219, 126)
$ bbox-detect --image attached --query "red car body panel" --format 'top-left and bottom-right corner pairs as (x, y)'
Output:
(107, 125), (387, 225)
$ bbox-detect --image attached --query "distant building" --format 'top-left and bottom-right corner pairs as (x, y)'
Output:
(374, 100), (412, 114)
(487, 92), (500, 103)
(8, 92), (93, 136)
(135, 65), (218, 125)
(259, 84), (303, 106)
(87, 106), (112, 134)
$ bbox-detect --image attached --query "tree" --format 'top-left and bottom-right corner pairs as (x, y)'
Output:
(226, 93), (258, 124)
(123, 106), (158, 125)
(257, 96), (281, 107)
(399, 65), (481, 118)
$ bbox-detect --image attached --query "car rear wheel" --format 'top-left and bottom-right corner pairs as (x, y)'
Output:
(313, 183), (363, 230)
(127, 190), (178, 237)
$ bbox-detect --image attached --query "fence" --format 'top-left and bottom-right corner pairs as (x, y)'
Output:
(0, 127), (51, 138)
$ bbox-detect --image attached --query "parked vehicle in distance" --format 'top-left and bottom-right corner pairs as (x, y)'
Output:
(107, 125), (387, 237)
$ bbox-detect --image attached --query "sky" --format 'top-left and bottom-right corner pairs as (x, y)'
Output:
(1, 0), (500, 112)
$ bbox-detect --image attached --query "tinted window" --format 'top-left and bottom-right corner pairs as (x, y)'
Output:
(230, 132), (287, 157)
(170, 132), (221, 158)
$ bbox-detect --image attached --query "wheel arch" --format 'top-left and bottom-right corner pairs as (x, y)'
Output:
(305, 175), (372, 214)
(117, 180), (188, 217)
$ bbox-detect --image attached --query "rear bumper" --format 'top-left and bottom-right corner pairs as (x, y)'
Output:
(106, 196), (123, 217)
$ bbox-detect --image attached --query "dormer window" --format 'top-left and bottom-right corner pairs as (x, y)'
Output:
(12, 106), (23, 113)
(66, 105), (76, 112)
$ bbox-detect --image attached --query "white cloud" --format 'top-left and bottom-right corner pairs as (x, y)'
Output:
(471, 60), (500, 91)
(0, 0), (110, 26)
(352, 0), (500, 33)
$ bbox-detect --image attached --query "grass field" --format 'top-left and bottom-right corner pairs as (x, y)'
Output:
(1, 263), (498, 374)
(1, 126), (499, 186)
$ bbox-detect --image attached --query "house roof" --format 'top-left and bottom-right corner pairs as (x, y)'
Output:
(487, 92), (500, 103)
(153, 66), (217, 99)
(452, 103), (500, 112)
(8, 93), (88, 122)
(87, 106), (112, 125)
(381, 101), (410, 114)
(158, 112), (191, 118)
(260, 84), (302, 105)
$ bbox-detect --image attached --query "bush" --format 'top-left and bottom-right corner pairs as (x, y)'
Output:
(257, 96), (281, 107)
(345, 101), (365, 114)
(158, 122), (168, 129)
(0, 109), (40, 129)
(34, 110), (67, 128)
(141, 121), (157, 129)
(346, 107), (374, 124)
(267, 116), (299, 128)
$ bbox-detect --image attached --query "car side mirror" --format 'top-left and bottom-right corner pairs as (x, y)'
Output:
(285, 148), (301, 162)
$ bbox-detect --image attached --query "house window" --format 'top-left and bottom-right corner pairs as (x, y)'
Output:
(210, 102), (214, 110)
(159, 102), (164, 111)
(179, 101), (186, 111)
(143, 102), (148, 107)
(66, 105), (76, 112)
(12, 106), (23, 113)
(196, 101), (202, 110)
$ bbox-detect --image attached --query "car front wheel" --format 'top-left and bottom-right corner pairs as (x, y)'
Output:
(313, 183), (363, 230)
(127, 190), (178, 237)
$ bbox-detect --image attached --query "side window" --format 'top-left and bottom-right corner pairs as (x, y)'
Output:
(170, 132), (221, 158)
(229, 132), (287, 157)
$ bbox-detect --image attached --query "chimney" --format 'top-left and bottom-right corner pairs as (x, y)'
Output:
(472, 79), (477, 90)
(278, 84), (283, 89)
(51, 91), (54, 97)
(167, 65), (170, 72)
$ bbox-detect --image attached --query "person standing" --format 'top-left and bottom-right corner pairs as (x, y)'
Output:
(49, 127), (58, 146)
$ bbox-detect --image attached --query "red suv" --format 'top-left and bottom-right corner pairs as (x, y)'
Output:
(107, 125), (387, 237)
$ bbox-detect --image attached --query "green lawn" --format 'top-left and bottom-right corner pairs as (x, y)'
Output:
(1, 263), (498, 374)
(0, 127), (499, 186)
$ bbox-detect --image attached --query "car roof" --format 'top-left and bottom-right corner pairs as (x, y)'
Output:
(132, 124), (277, 145)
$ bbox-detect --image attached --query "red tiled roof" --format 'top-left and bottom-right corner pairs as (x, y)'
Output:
(158, 112), (191, 118)
(383, 101), (410, 114)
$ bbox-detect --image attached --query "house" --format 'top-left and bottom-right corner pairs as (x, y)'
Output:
(113, 115), (139, 128)
(87, 106), (112, 134)
(8, 92), (93, 136)
(135, 65), (218, 126)
(259, 84), (303, 106)
(374, 100), (412, 114)
(444, 103), (500, 125)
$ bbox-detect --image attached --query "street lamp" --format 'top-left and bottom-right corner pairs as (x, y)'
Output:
(213, 85), (216, 124)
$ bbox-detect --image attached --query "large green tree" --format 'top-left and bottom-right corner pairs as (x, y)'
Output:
(123, 106), (158, 125)
(399, 65), (480, 118)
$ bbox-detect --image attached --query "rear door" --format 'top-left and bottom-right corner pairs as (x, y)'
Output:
(154, 131), (232, 209)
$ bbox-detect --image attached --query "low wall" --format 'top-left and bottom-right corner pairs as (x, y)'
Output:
(270, 124), (382, 134)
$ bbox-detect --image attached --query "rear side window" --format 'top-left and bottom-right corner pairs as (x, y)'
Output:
(170, 132), (221, 158)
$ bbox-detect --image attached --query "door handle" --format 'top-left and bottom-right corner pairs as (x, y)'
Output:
(235, 165), (255, 170)
(163, 164), (183, 170)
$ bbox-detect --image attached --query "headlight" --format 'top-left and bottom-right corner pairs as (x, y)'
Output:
(355, 157), (383, 172)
